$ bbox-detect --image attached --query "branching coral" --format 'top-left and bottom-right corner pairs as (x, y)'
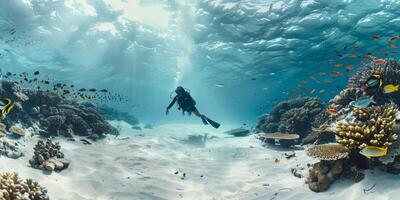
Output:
(335, 104), (398, 150)
(306, 144), (350, 160)
(0, 172), (49, 200)
(29, 140), (69, 172)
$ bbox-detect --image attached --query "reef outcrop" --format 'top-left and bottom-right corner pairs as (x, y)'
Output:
(256, 97), (325, 139)
(97, 105), (139, 126)
(0, 80), (119, 139)
(29, 139), (69, 172)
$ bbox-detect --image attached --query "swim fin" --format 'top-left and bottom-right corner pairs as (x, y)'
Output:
(205, 117), (220, 129)
(201, 116), (208, 125)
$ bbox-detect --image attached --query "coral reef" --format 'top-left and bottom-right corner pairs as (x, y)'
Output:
(29, 139), (69, 172)
(0, 80), (119, 139)
(306, 144), (350, 160)
(329, 88), (366, 111)
(307, 160), (344, 192)
(354, 58), (400, 105)
(97, 104), (139, 126)
(335, 104), (398, 150)
(256, 97), (325, 139)
(0, 172), (49, 200)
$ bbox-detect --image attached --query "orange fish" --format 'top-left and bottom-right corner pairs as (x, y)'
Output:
(327, 108), (337, 114)
(347, 83), (355, 88)
(391, 36), (399, 41)
(345, 65), (353, 70)
(348, 53), (358, 58)
(331, 71), (342, 76)
(275, 158), (280, 165)
(379, 49), (388, 53)
(335, 63), (342, 67)
(324, 79), (332, 84)
(363, 55), (373, 61)
(348, 73), (357, 78)
(374, 59), (386, 64)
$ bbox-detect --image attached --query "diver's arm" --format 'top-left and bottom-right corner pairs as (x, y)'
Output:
(166, 96), (177, 115)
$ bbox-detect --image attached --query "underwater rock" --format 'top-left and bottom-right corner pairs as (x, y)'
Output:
(0, 172), (49, 200)
(131, 125), (142, 130)
(307, 160), (344, 192)
(256, 97), (325, 140)
(224, 128), (250, 137)
(144, 124), (154, 129)
(29, 139), (69, 172)
(8, 124), (26, 137)
(0, 138), (23, 159)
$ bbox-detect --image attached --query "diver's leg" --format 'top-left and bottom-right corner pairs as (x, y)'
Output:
(193, 109), (208, 125)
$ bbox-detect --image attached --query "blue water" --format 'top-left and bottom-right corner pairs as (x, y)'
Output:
(0, 0), (399, 126)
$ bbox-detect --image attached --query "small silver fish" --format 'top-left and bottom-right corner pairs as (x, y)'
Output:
(354, 96), (375, 108)
(214, 84), (224, 88)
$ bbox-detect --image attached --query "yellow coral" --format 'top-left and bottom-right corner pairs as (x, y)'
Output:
(0, 172), (49, 200)
(335, 104), (398, 150)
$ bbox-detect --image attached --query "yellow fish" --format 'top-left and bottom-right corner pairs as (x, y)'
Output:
(383, 84), (399, 94)
(0, 98), (14, 118)
(360, 146), (388, 159)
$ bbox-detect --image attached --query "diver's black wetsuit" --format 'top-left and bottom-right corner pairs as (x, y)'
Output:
(166, 86), (220, 129)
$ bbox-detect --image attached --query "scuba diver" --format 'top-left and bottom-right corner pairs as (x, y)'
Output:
(166, 86), (220, 129)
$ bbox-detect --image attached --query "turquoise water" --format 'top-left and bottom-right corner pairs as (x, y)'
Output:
(0, 0), (399, 125)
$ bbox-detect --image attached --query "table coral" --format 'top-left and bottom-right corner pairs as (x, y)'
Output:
(306, 144), (350, 160)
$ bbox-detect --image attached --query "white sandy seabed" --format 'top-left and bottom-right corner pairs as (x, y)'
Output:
(3, 121), (400, 200)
